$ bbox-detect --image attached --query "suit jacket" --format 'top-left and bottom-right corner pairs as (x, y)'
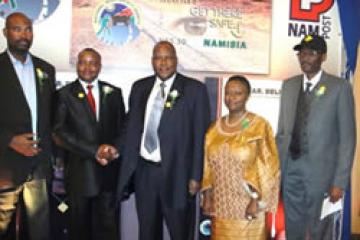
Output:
(53, 80), (126, 197)
(276, 71), (356, 191)
(117, 73), (210, 208)
(0, 51), (55, 188)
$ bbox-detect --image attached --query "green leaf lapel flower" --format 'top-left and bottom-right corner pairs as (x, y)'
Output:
(36, 68), (48, 91)
(165, 89), (180, 109)
(315, 85), (326, 97)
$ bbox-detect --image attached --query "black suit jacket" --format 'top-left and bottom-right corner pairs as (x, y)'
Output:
(0, 51), (56, 188)
(118, 73), (210, 208)
(54, 80), (126, 197)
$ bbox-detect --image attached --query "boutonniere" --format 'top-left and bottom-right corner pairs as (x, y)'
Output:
(315, 85), (326, 97)
(78, 92), (85, 99)
(36, 68), (48, 90)
(241, 118), (250, 129)
(165, 89), (180, 109)
(103, 85), (114, 99)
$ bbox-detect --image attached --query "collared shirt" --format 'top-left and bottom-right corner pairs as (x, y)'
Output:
(7, 50), (38, 138)
(140, 74), (176, 162)
(79, 79), (100, 121)
(303, 70), (323, 92)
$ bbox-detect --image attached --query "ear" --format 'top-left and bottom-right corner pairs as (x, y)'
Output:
(3, 28), (7, 39)
(321, 53), (327, 62)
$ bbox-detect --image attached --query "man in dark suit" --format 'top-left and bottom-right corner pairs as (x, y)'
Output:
(53, 48), (125, 240)
(0, 12), (56, 240)
(117, 41), (211, 240)
(276, 34), (356, 239)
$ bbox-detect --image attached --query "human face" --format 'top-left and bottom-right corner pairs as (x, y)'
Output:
(152, 42), (177, 81)
(297, 48), (326, 79)
(224, 80), (249, 114)
(76, 50), (101, 83)
(3, 13), (33, 56)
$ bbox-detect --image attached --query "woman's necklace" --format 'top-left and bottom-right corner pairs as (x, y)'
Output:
(225, 111), (248, 128)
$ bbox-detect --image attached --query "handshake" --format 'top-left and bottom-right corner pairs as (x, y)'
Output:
(95, 144), (119, 166)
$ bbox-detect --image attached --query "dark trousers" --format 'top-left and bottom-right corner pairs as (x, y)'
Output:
(282, 156), (334, 240)
(67, 191), (119, 240)
(134, 159), (195, 240)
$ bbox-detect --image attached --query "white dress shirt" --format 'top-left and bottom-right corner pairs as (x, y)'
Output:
(79, 79), (100, 121)
(140, 74), (176, 162)
(303, 70), (323, 92)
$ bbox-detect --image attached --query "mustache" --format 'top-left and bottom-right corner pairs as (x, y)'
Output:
(300, 61), (311, 67)
(16, 39), (31, 45)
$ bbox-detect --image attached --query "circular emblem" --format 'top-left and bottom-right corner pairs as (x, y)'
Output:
(199, 219), (212, 236)
(0, 0), (60, 23)
(93, 1), (140, 46)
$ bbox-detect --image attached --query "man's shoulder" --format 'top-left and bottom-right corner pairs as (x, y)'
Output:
(132, 75), (154, 88)
(322, 72), (347, 84)
(57, 80), (78, 94)
(177, 73), (204, 89)
(284, 74), (302, 83)
(0, 51), (10, 65)
(31, 54), (55, 71)
(99, 81), (123, 94)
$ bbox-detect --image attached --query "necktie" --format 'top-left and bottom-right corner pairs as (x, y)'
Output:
(144, 82), (166, 153)
(305, 81), (312, 93)
(87, 84), (96, 115)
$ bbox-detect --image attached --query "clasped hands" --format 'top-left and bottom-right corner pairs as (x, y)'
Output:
(95, 144), (119, 166)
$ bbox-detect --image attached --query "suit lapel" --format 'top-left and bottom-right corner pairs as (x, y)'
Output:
(32, 57), (43, 133)
(159, 74), (184, 129)
(309, 71), (329, 113)
(140, 77), (156, 124)
(1, 52), (31, 113)
(72, 80), (97, 124)
(288, 76), (303, 131)
(98, 81), (105, 123)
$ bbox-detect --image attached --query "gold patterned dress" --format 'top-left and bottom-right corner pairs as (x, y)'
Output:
(202, 112), (280, 240)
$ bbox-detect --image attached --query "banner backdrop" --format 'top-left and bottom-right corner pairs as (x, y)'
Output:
(0, 0), (349, 239)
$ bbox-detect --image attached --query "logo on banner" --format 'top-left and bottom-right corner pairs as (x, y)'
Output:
(93, 0), (141, 46)
(0, 0), (60, 22)
(288, 0), (334, 39)
(199, 219), (212, 236)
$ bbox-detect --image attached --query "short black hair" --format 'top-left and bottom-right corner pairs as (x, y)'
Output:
(227, 75), (251, 94)
(78, 47), (102, 62)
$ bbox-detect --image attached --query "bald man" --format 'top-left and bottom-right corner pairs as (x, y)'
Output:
(0, 12), (56, 240)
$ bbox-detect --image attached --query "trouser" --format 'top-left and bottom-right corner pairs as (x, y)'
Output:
(0, 179), (50, 240)
(134, 159), (195, 240)
(282, 156), (334, 240)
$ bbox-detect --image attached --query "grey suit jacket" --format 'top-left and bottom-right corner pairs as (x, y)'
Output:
(276, 71), (356, 190)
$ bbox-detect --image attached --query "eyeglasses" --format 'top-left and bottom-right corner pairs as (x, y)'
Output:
(297, 50), (320, 58)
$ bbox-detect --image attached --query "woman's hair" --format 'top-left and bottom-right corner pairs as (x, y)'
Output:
(227, 75), (251, 94)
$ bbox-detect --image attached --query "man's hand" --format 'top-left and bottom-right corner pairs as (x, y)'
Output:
(188, 179), (200, 196)
(95, 144), (119, 166)
(9, 133), (40, 157)
(329, 186), (344, 203)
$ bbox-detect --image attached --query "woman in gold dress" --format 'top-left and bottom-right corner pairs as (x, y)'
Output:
(201, 75), (280, 239)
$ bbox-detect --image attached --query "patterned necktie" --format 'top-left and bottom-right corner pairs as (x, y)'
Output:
(87, 84), (96, 115)
(144, 82), (166, 153)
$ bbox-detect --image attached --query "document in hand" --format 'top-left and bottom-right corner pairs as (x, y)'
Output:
(320, 197), (343, 220)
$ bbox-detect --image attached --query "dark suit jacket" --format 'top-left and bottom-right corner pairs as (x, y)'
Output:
(276, 71), (356, 191)
(117, 73), (210, 208)
(0, 51), (56, 188)
(54, 80), (126, 197)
